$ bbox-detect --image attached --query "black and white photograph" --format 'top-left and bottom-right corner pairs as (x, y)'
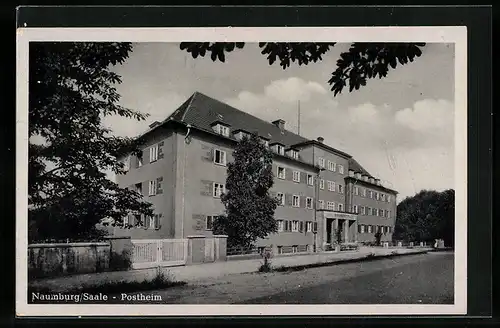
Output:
(16, 26), (467, 316)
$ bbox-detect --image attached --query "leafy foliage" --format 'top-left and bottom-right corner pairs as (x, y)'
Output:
(29, 42), (154, 242)
(374, 230), (382, 246)
(179, 42), (425, 96)
(213, 134), (279, 248)
(393, 189), (455, 247)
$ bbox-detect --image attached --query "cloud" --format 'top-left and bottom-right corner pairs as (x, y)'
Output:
(395, 99), (454, 132)
(226, 77), (337, 131)
(263, 77), (327, 103)
(226, 79), (454, 202)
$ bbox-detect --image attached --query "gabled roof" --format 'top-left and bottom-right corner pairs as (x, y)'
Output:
(152, 92), (382, 183)
(347, 158), (373, 177)
(166, 91), (309, 148)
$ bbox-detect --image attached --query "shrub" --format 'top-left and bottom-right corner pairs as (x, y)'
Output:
(258, 248), (273, 273)
(109, 249), (132, 271)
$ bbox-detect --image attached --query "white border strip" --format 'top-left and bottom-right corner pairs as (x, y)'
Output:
(16, 26), (467, 317)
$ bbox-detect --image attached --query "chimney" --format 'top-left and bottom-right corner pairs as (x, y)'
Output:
(272, 119), (285, 130)
(317, 137), (324, 143)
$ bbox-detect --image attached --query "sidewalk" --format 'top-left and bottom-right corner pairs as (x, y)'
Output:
(29, 246), (432, 292)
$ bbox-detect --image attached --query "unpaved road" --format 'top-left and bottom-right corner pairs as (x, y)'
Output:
(107, 251), (454, 304)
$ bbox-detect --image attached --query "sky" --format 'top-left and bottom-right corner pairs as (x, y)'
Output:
(104, 42), (455, 203)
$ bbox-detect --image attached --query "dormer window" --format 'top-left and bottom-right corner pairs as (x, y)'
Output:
(355, 172), (362, 179)
(233, 130), (250, 141)
(260, 137), (270, 148)
(271, 143), (285, 155)
(287, 149), (299, 160)
(211, 121), (230, 137)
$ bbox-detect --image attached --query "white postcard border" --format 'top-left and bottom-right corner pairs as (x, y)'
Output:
(16, 26), (467, 316)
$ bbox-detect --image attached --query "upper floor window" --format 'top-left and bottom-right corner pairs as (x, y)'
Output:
(338, 164), (344, 174)
(338, 184), (344, 194)
(362, 188), (367, 197)
(387, 195), (391, 202)
(150, 145), (159, 163)
(306, 197), (313, 209)
(307, 174), (314, 186)
(292, 195), (300, 207)
(381, 193), (386, 201)
(328, 160), (336, 172)
(369, 190), (374, 199)
(306, 221), (313, 232)
(277, 192), (285, 206)
(319, 179), (325, 190)
(318, 200), (325, 209)
(327, 181), (335, 191)
(214, 149), (227, 166)
(375, 192), (380, 201)
(277, 166), (286, 179)
(291, 220), (299, 232)
(148, 179), (157, 196)
(318, 157), (325, 168)
(213, 183), (225, 198)
(277, 220), (284, 232)
(354, 186), (359, 196)
(327, 201), (335, 211)
(352, 205), (358, 214)
(292, 171), (300, 182)
(137, 153), (143, 167)
(360, 206), (366, 215)
(338, 203), (344, 212)
(206, 216), (215, 230)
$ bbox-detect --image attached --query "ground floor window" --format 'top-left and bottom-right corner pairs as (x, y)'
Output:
(277, 246), (283, 254)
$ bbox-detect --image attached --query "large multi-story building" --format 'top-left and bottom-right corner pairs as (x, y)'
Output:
(112, 92), (398, 253)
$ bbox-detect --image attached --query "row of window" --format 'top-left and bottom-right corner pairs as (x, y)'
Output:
(351, 205), (392, 218)
(276, 166), (315, 185)
(317, 200), (344, 211)
(122, 142), (163, 171)
(358, 224), (392, 234)
(123, 213), (161, 230)
(318, 179), (344, 193)
(352, 186), (392, 202)
(132, 177), (164, 196)
(275, 193), (314, 209)
(277, 220), (318, 233)
(318, 158), (345, 174)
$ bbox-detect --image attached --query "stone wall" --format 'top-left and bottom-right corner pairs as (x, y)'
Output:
(28, 242), (111, 279)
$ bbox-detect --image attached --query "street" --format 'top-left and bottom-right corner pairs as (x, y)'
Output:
(103, 251), (454, 304)
(242, 251), (454, 304)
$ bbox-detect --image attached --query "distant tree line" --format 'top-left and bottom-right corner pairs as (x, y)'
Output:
(393, 189), (455, 247)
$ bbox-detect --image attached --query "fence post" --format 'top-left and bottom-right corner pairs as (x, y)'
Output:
(156, 240), (162, 266)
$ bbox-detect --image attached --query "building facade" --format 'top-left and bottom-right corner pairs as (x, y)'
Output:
(111, 92), (398, 253)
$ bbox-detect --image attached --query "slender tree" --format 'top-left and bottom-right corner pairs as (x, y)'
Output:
(179, 42), (426, 96)
(213, 134), (280, 249)
(28, 42), (153, 242)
